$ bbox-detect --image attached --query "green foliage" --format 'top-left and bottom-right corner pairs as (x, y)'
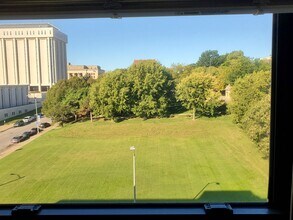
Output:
(196, 50), (226, 67)
(253, 58), (271, 72)
(176, 72), (223, 119)
(127, 60), (175, 118)
(90, 62), (174, 120)
(89, 69), (131, 119)
(228, 70), (271, 157)
(228, 70), (271, 124)
(42, 77), (90, 122)
(220, 51), (255, 85)
(42, 79), (70, 122)
(242, 94), (270, 158)
(63, 77), (91, 117)
(169, 64), (196, 84)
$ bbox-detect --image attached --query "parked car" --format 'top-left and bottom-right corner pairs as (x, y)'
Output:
(23, 116), (36, 123)
(22, 131), (31, 139)
(39, 122), (51, 129)
(13, 120), (25, 127)
(30, 127), (42, 135)
(11, 136), (25, 143)
(37, 113), (44, 118)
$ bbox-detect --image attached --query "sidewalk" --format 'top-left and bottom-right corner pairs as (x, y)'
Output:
(0, 122), (59, 159)
(0, 124), (13, 133)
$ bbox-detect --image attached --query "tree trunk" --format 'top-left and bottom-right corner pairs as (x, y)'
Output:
(192, 107), (195, 120)
(75, 114), (77, 122)
(90, 111), (93, 123)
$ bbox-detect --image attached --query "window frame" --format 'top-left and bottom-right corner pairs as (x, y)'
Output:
(0, 5), (292, 220)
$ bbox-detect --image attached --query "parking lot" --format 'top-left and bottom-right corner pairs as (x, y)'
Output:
(0, 116), (52, 154)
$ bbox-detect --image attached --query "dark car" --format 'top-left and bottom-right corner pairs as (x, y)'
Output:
(11, 136), (25, 143)
(30, 127), (42, 135)
(13, 120), (25, 127)
(22, 131), (31, 139)
(39, 122), (51, 129)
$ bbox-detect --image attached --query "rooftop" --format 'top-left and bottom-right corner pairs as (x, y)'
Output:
(0, 23), (59, 30)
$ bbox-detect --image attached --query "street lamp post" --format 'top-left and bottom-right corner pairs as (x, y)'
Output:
(34, 97), (39, 133)
(130, 146), (136, 203)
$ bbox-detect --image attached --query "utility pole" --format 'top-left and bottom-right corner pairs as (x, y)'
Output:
(35, 96), (39, 133)
(130, 146), (136, 203)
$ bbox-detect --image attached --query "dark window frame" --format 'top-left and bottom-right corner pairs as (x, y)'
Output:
(0, 5), (292, 220)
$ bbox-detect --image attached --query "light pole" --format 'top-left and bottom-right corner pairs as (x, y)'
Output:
(34, 96), (39, 133)
(130, 146), (136, 203)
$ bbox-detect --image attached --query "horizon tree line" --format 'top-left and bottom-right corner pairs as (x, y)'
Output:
(42, 49), (271, 157)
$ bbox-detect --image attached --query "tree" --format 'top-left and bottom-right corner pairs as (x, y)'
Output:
(63, 77), (91, 121)
(228, 70), (271, 123)
(253, 58), (271, 72)
(195, 50), (225, 67)
(127, 60), (174, 118)
(242, 93), (271, 158)
(176, 72), (223, 120)
(42, 77), (90, 123)
(219, 50), (255, 85)
(89, 69), (131, 119)
(42, 79), (71, 123)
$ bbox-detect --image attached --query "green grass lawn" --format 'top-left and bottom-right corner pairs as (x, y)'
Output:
(0, 116), (268, 204)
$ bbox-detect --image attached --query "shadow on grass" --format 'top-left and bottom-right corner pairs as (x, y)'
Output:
(57, 190), (266, 204)
(0, 173), (25, 187)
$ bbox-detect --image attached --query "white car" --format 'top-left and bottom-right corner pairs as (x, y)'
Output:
(23, 116), (36, 123)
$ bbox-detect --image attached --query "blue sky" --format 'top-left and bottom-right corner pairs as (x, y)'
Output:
(0, 14), (272, 71)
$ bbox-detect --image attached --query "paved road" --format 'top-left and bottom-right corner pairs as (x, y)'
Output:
(0, 117), (52, 152)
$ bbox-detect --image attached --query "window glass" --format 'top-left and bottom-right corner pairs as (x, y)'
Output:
(0, 14), (271, 204)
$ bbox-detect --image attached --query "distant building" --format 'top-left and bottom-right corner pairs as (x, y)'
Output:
(224, 84), (231, 103)
(0, 23), (68, 92)
(67, 64), (105, 79)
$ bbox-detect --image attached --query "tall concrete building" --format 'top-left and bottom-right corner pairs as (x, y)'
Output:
(0, 24), (67, 121)
(0, 23), (68, 92)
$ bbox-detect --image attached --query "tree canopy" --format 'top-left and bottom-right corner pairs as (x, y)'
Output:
(228, 70), (271, 123)
(89, 69), (131, 119)
(176, 72), (223, 120)
(127, 60), (174, 118)
(195, 50), (226, 67)
(42, 77), (91, 123)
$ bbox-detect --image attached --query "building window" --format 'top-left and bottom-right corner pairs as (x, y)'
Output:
(25, 109), (27, 113)
(4, 113), (8, 118)
(41, 86), (49, 92)
(11, 112), (15, 116)
(19, 110), (22, 114)
(30, 86), (39, 92)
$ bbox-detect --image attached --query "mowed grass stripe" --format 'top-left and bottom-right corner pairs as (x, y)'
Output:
(0, 116), (268, 203)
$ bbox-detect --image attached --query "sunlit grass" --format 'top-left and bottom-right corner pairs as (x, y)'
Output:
(0, 116), (268, 203)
